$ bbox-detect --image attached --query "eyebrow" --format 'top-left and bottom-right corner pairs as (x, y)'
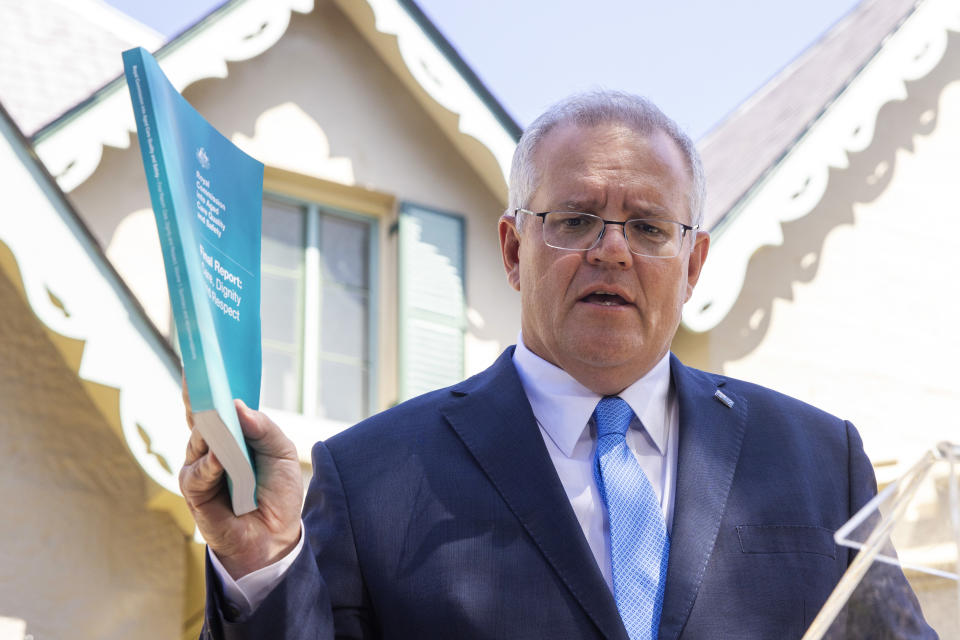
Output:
(558, 198), (601, 211)
(625, 199), (671, 218)
(556, 199), (672, 219)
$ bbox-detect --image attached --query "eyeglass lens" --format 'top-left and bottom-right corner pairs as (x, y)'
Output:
(541, 212), (684, 257)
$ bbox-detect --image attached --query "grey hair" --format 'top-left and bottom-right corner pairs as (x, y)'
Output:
(508, 90), (705, 229)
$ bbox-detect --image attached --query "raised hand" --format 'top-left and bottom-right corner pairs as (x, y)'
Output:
(179, 380), (304, 578)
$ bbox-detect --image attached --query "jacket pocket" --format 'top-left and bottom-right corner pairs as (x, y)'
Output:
(736, 524), (837, 559)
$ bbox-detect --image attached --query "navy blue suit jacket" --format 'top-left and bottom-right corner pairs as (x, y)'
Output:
(204, 348), (933, 639)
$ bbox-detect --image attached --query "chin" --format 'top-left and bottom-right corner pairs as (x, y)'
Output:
(568, 334), (644, 368)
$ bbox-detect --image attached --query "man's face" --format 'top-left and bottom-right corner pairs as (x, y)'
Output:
(499, 122), (709, 394)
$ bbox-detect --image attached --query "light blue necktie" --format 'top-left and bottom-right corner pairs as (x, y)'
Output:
(594, 396), (669, 640)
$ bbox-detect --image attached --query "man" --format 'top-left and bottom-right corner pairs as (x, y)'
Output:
(182, 91), (934, 639)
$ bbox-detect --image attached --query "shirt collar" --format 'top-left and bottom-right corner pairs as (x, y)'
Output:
(512, 334), (672, 458)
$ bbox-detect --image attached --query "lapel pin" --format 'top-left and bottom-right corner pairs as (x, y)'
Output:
(714, 389), (734, 408)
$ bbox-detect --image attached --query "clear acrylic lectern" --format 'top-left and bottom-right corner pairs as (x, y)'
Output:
(802, 442), (960, 639)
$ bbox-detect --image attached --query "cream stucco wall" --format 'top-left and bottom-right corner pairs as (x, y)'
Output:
(0, 262), (185, 640)
(673, 42), (960, 467)
(67, 0), (519, 413)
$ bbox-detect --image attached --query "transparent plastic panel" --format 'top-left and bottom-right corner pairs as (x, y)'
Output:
(802, 442), (959, 639)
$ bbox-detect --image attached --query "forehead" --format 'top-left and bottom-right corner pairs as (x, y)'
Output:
(531, 122), (692, 218)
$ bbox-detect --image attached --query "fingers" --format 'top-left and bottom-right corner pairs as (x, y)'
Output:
(180, 441), (226, 502)
(179, 414), (234, 544)
(179, 451), (234, 536)
(182, 424), (224, 491)
(184, 426), (208, 465)
(181, 443), (223, 488)
(177, 399), (304, 572)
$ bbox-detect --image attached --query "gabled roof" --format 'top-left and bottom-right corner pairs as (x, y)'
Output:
(332, 0), (519, 201)
(397, 0), (522, 142)
(699, 0), (920, 232)
(0, 0), (523, 507)
(24, 0), (317, 191)
(684, 0), (959, 332)
(2, 0), (519, 202)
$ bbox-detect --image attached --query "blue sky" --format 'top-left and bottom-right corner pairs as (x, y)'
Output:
(106, 0), (862, 140)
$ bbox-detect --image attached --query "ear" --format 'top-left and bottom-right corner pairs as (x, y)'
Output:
(499, 214), (522, 292)
(683, 231), (710, 302)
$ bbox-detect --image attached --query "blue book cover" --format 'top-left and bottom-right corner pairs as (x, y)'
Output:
(123, 47), (262, 515)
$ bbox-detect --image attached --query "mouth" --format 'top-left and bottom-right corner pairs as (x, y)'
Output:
(580, 290), (630, 307)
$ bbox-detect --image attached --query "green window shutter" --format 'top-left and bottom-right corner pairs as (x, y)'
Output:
(398, 203), (465, 401)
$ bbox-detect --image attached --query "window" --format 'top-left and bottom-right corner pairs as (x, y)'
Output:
(260, 193), (378, 425)
(397, 203), (466, 401)
(255, 168), (468, 439)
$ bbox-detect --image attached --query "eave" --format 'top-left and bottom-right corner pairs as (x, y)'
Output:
(334, 0), (519, 205)
(32, 0), (315, 192)
(17, 0), (521, 510)
(683, 0), (960, 332)
(31, 0), (519, 206)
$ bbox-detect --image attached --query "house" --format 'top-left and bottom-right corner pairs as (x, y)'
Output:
(1, 0), (521, 637)
(1, 0), (956, 636)
(676, 0), (960, 631)
(677, 0), (960, 470)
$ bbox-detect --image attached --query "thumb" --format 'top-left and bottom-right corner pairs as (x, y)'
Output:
(234, 399), (298, 461)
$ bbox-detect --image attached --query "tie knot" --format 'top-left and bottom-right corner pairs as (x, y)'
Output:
(594, 396), (634, 439)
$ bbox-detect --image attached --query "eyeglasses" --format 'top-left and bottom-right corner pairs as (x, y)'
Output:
(513, 209), (698, 258)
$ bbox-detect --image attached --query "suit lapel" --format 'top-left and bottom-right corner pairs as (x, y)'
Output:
(441, 349), (628, 640)
(658, 356), (748, 640)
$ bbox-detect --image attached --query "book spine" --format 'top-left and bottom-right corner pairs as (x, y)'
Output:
(123, 50), (212, 408)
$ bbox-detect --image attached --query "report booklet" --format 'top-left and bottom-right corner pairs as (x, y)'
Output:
(123, 47), (263, 515)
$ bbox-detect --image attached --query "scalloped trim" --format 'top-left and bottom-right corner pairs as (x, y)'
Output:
(34, 0), (314, 193)
(362, 0), (516, 184)
(2, 114), (190, 528)
(683, 0), (960, 332)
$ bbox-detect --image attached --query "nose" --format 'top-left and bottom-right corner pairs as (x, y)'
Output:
(586, 221), (633, 265)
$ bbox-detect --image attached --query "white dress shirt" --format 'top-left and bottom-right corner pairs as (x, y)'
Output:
(512, 336), (679, 588)
(212, 335), (679, 612)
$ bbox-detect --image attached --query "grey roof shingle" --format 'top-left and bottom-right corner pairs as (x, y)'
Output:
(0, 0), (161, 136)
(698, 0), (921, 230)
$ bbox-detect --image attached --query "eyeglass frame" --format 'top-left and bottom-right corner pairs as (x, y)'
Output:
(511, 208), (700, 259)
